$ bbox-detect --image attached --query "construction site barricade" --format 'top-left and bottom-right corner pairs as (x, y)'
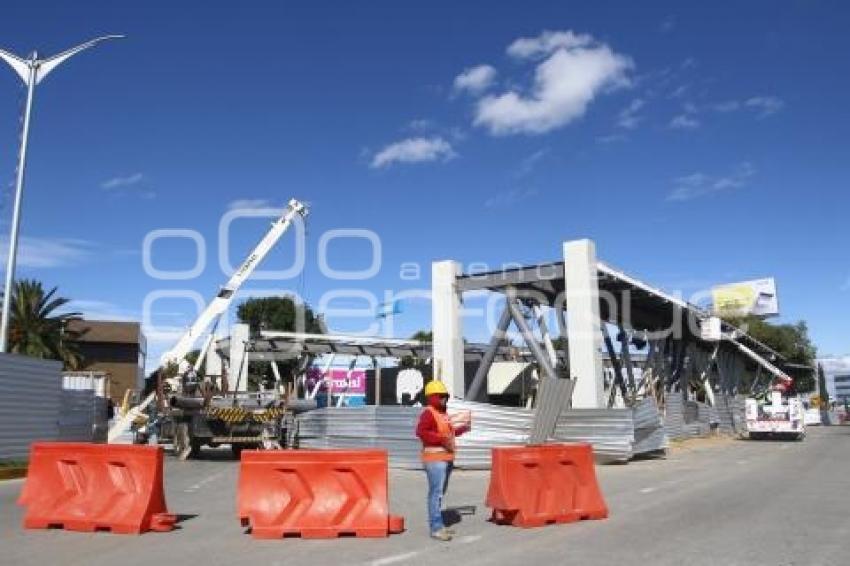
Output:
(17, 442), (176, 534)
(485, 443), (608, 528)
(238, 448), (405, 539)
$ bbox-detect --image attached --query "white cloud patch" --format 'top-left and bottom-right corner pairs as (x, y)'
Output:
(100, 172), (154, 198)
(370, 137), (456, 168)
(618, 98), (645, 129)
(669, 113), (700, 130)
(63, 299), (138, 322)
(667, 162), (756, 202)
(0, 236), (96, 268)
(475, 31), (632, 135)
(506, 30), (594, 60)
(745, 96), (785, 118)
(515, 149), (549, 177)
(101, 172), (143, 189)
(453, 64), (497, 95)
(484, 187), (539, 208)
(227, 198), (272, 210)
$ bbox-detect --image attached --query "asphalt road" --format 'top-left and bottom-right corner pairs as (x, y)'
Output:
(2, 427), (848, 566)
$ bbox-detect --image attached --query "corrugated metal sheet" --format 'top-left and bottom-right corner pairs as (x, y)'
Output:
(297, 401), (535, 469)
(59, 390), (108, 442)
(296, 398), (642, 468)
(632, 397), (668, 454)
(529, 377), (574, 443)
(0, 353), (62, 461)
(550, 408), (634, 462)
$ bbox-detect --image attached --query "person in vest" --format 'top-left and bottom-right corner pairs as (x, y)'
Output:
(415, 380), (469, 541)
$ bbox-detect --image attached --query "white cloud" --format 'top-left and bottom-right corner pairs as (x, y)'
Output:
(0, 236), (95, 268)
(618, 98), (645, 129)
(101, 172), (143, 190)
(63, 300), (138, 322)
(669, 113), (700, 130)
(484, 187), (539, 208)
(659, 17), (676, 33)
(227, 198), (272, 210)
(370, 136), (456, 168)
(506, 30), (593, 60)
(515, 149), (549, 177)
(453, 64), (497, 95)
(667, 162), (756, 202)
(475, 32), (632, 135)
(407, 118), (433, 131)
(745, 96), (785, 117)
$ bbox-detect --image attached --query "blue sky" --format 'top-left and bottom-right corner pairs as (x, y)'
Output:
(0, 1), (848, 369)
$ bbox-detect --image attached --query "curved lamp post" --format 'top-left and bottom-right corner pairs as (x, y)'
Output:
(0, 35), (124, 352)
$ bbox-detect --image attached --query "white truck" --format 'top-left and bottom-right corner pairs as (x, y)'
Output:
(745, 388), (805, 440)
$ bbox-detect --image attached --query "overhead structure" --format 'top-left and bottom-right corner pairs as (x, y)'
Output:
(0, 35), (124, 352)
(431, 238), (793, 440)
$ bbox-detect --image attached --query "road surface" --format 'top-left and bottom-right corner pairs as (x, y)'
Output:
(2, 427), (848, 566)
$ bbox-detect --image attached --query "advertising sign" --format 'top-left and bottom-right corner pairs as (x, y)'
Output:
(711, 278), (779, 317)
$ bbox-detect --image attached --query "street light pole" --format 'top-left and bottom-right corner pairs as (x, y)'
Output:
(0, 35), (123, 353)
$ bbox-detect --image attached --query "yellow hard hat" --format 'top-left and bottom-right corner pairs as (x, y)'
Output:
(424, 380), (449, 397)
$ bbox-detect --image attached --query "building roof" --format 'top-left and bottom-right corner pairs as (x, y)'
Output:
(67, 320), (143, 345)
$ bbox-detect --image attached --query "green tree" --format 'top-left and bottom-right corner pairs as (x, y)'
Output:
(5, 279), (83, 369)
(410, 330), (432, 342)
(728, 316), (817, 392)
(236, 296), (323, 388)
(237, 296), (324, 335)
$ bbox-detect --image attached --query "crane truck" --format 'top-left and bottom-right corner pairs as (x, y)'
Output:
(109, 198), (314, 458)
(733, 339), (805, 440)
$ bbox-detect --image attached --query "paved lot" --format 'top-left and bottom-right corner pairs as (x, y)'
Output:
(2, 427), (849, 566)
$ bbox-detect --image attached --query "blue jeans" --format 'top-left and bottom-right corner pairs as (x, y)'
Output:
(424, 460), (453, 533)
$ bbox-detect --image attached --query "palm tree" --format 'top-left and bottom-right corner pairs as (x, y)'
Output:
(3, 279), (83, 369)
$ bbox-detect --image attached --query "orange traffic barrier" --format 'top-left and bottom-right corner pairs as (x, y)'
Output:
(485, 443), (608, 528)
(17, 442), (176, 534)
(238, 449), (405, 539)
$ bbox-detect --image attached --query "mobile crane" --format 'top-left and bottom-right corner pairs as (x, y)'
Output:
(733, 339), (805, 440)
(108, 199), (309, 457)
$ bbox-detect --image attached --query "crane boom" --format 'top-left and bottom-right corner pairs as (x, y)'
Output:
(108, 198), (307, 443)
(160, 198), (307, 365)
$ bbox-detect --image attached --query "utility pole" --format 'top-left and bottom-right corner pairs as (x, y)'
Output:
(0, 35), (123, 352)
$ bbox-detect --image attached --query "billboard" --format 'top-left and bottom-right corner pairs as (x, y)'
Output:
(711, 277), (779, 318)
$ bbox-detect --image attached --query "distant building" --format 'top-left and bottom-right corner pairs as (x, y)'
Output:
(818, 356), (850, 405)
(67, 320), (146, 404)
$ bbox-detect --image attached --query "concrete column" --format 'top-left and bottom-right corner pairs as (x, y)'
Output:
(432, 260), (464, 398)
(229, 323), (250, 392)
(563, 239), (605, 408)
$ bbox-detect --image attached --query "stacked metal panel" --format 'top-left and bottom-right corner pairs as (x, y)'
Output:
(632, 397), (668, 455)
(296, 399), (645, 467)
(550, 408), (635, 462)
(713, 394), (745, 435)
(58, 389), (109, 442)
(0, 354), (62, 460)
(297, 401), (535, 469)
(664, 394), (685, 440)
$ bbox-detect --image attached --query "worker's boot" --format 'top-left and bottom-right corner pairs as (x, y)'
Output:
(430, 528), (453, 542)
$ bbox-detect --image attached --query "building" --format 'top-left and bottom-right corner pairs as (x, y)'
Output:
(818, 356), (850, 406)
(67, 320), (146, 404)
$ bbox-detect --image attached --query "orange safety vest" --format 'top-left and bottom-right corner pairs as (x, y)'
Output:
(420, 406), (455, 463)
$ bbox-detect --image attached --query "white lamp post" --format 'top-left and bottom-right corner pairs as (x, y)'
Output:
(0, 35), (124, 352)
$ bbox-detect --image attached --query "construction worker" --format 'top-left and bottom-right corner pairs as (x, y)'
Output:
(415, 380), (470, 541)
